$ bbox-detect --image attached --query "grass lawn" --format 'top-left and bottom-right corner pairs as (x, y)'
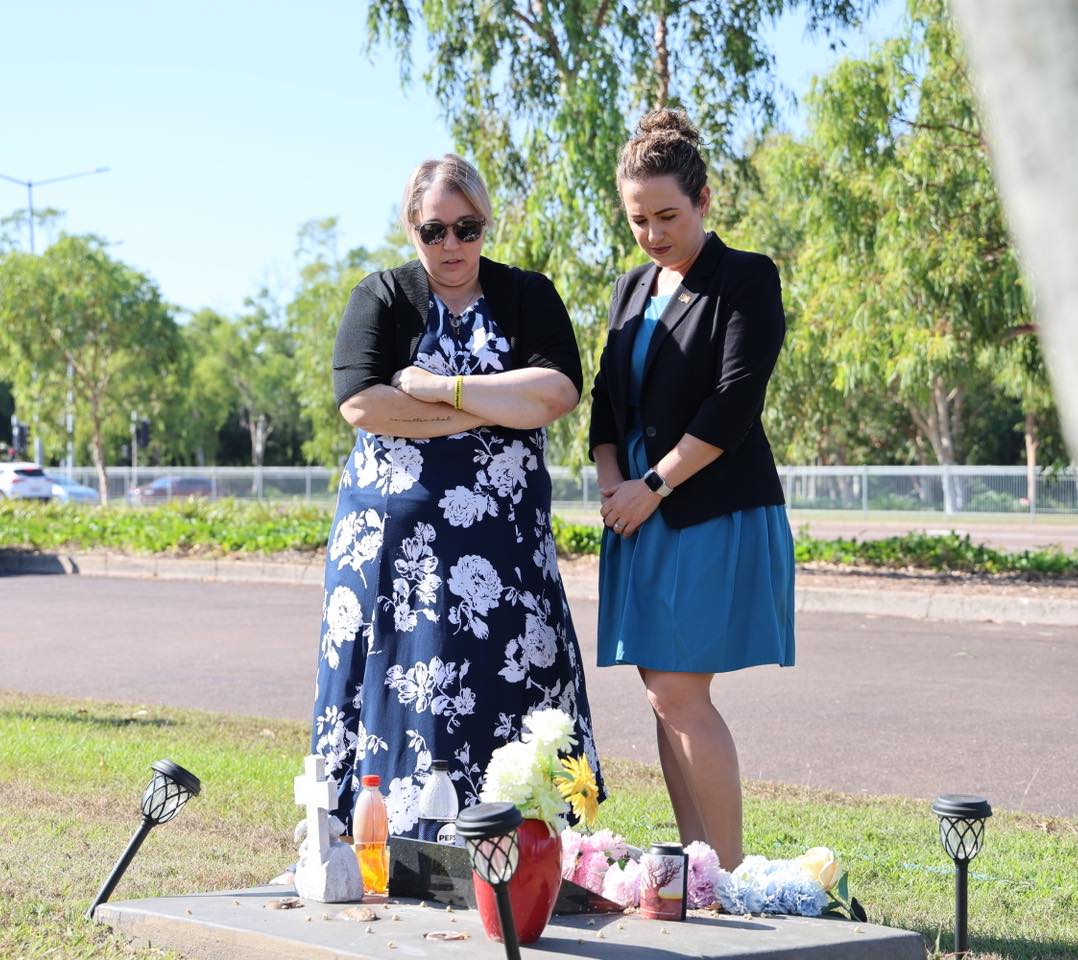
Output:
(1, 691), (1075, 960)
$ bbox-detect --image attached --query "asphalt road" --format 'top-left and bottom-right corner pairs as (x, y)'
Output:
(2, 575), (1075, 817)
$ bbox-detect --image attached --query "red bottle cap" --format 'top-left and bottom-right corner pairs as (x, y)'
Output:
(361, 774), (381, 787)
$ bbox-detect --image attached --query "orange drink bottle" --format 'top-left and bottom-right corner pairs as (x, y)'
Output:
(353, 774), (389, 896)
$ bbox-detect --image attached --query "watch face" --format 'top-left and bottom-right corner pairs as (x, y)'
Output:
(644, 470), (663, 492)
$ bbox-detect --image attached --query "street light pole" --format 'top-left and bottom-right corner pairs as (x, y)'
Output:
(0, 166), (110, 473)
(0, 167), (110, 255)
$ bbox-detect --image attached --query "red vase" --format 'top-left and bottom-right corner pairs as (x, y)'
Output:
(472, 818), (562, 944)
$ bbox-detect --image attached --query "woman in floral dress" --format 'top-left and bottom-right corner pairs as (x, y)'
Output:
(312, 154), (604, 836)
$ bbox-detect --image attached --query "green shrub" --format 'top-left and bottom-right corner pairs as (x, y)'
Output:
(4, 501), (1076, 577)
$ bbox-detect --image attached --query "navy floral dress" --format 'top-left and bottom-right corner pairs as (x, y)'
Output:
(312, 294), (603, 836)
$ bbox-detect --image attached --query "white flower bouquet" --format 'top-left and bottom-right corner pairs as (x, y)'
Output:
(480, 708), (598, 832)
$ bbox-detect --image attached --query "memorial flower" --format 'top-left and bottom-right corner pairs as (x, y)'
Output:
(480, 708), (591, 832)
(556, 754), (599, 828)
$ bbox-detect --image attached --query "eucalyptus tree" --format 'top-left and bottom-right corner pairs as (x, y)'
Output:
(365, 0), (874, 465)
(0, 235), (182, 498)
(755, 0), (1045, 507)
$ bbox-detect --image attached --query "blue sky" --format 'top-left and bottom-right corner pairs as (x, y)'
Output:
(1, 0), (902, 316)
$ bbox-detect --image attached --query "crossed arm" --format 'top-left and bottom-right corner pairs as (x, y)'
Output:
(339, 367), (580, 439)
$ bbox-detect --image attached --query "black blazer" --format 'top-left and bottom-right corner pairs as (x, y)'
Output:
(332, 257), (583, 407)
(589, 233), (786, 528)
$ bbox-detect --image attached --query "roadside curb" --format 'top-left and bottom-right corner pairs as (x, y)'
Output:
(4, 549), (1078, 627)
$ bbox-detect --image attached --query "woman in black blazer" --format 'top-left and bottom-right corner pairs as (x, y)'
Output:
(590, 111), (794, 870)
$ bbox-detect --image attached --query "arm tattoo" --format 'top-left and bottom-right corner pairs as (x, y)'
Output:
(388, 414), (453, 424)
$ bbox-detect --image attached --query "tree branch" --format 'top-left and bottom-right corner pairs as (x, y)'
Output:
(510, 6), (568, 75)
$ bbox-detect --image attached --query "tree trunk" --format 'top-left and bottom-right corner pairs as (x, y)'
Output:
(89, 395), (109, 505)
(654, 10), (669, 107)
(248, 412), (272, 496)
(1024, 409), (1039, 509)
(949, 1), (1078, 459)
(907, 377), (964, 513)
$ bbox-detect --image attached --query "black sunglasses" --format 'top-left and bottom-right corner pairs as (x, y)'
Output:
(415, 217), (486, 246)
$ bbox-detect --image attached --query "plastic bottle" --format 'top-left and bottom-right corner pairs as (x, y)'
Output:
(353, 774), (389, 895)
(417, 760), (460, 844)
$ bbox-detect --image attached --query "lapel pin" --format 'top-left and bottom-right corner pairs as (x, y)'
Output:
(678, 292), (692, 303)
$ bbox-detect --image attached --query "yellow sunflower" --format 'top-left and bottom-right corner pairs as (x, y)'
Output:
(557, 754), (599, 828)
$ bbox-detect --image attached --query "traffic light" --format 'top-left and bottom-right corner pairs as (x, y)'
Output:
(136, 418), (151, 448)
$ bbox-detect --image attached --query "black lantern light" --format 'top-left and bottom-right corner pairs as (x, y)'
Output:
(87, 760), (201, 919)
(932, 793), (992, 957)
(456, 801), (523, 960)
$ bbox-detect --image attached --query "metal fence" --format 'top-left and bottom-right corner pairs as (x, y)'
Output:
(56, 464), (1078, 516)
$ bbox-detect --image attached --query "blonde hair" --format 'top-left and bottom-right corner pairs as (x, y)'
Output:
(616, 109), (708, 204)
(399, 154), (493, 231)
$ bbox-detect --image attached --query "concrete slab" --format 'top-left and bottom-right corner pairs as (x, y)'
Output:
(96, 884), (926, 960)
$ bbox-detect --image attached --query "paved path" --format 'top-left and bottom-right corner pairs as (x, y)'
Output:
(2, 576), (1075, 817)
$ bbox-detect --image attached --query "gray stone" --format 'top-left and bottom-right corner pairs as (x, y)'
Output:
(96, 884), (926, 960)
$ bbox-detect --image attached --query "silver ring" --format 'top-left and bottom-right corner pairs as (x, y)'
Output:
(614, 522), (623, 530)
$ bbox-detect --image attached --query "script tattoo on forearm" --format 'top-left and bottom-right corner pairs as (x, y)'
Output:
(388, 414), (453, 423)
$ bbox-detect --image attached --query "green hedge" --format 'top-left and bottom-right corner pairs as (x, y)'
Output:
(2, 500), (1076, 577)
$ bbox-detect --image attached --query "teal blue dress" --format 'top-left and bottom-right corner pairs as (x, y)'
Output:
(597, 295), (796, 674)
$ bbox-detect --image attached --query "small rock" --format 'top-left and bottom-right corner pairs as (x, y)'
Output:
(266, 897), (304, 910)
(185, 909), (192, 916)
(661, 926), (669, 934)
(305, 916), (312, 923)
(596, 930), (606, 939)
(387, 941), (397, 949)
(392, 914), (401, 921)
(231, 900), (240, 907)
(425, 931), (470, 941)
(339, 906), (379, 922)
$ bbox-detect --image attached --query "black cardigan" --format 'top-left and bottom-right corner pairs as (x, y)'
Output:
(589, 233), (786, 528)
(332, 257), (583, 407)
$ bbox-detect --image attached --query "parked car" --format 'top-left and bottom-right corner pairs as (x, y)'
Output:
(0, 462), (54, 501)
(126, 476), (214, 505)
(46, 473), (101, 504)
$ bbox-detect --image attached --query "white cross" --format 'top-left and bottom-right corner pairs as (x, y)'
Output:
(294, 754), (339, 864)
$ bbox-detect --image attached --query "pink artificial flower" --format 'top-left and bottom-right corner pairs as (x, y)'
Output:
(574, 849), (611, 894)
(601, 858), (642, 908)
(580, 829), (630, 860)
(561, 827), (583, 881)
(685, 840), (726, 908)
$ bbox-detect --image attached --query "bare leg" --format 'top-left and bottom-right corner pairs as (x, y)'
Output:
(640, 668), (743, 870)
(656, 714), (707, 842)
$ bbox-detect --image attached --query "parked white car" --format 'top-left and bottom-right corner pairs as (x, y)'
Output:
(46, 473), (101, 504)
(0, 462), (54, 501)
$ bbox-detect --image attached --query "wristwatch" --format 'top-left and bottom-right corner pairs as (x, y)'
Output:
(642, 468), (674, 498)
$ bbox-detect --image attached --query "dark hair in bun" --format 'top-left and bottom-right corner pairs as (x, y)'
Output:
(616, 108), (707, 204)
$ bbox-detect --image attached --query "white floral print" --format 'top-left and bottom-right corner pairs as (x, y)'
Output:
(330, 507), (385, 586)
(447, 555), (504, 639)
(322, 585), (363, 670)
(354, 435), (425, 495)
(385, 656), (476, 733)
(439, 485), (497, 527)
(379, 523), (441, 633)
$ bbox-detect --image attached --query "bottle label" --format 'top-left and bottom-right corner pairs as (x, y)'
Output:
(419, 817), (456, 844)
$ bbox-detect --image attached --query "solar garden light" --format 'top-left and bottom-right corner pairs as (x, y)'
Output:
(932, 794), (993, 957)
(455, 801), (523, 960)
(87, 760), (201, 919)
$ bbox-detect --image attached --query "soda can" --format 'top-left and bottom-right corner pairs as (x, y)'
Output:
(639, 842), (689, 921)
